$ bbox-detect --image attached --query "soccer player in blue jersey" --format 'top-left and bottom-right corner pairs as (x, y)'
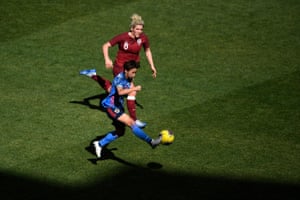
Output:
(93, 60), (161, 158)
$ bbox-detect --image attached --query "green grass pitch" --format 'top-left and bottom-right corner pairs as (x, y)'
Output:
(0, 0), (299, 199)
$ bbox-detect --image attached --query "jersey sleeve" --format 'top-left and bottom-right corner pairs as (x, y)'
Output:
(113, 75), (123, 89)
(113, 73), (131, 90)
(109, 32), (126, 46)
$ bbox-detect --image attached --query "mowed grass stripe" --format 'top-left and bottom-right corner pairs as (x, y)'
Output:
(0, 1), (299, 195)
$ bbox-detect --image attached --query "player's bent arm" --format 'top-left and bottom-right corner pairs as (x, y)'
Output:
(102, 42), (113, 68)
(117, 85), (141, 96)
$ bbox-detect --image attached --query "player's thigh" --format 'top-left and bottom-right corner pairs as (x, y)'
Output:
(118, 113), (135, 126)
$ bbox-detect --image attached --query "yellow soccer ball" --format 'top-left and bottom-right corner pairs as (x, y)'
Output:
(160, 130), (175, 145)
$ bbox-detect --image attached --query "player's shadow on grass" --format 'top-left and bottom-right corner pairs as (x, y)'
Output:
(70, 93), (144, 111)
(69, 93), (108, 112)
(85, 136), (153, 168)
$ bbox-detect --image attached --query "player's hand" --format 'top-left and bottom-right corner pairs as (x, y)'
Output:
(135, 85), (142, 91)
(151, 67), (157, 78)
(105, 59), (113, 69)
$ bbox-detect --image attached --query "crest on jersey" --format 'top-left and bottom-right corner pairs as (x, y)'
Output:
(137, 38), (142, 46)
(123, 41), (129, 50)
(114, 108), (120, 114)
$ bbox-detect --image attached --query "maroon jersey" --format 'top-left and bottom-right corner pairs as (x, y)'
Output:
(109, 32), (150, 70)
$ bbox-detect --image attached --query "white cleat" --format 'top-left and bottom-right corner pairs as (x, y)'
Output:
(93, 141), (102, 158)
(80, 69), (96, 77)
(135, 119), (147, 129)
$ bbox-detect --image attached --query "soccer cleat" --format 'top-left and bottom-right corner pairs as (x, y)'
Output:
(80, 69), (96, 77)
(93, 141), (102, 158)
(150, 135), (162, 149)
(135, 119), (147, 129)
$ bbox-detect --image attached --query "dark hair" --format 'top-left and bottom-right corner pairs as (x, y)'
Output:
(124, 60), (140, 71)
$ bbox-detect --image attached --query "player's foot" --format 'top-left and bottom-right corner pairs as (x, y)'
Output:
(135, 119), (147, 129)
(80, 69), (96, 77)
(150, 135), (162, 149)
(93, 141), (102, 158)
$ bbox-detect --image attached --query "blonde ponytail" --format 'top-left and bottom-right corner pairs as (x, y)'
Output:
(130, 13), (144, 28)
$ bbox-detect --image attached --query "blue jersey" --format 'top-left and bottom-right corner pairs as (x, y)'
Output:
(101, 72), (131, 111)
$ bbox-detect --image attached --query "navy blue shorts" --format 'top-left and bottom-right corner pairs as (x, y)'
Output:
(106, 107), (126, 136)
(106, 107), (124, 119)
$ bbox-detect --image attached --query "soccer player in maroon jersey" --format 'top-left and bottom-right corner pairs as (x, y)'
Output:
(80, 14), (157, 128)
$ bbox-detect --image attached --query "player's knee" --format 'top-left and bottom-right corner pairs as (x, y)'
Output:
(115, 128), (125, 137)
(128, 92), (136, 97)
(126, 118), (136, 127)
